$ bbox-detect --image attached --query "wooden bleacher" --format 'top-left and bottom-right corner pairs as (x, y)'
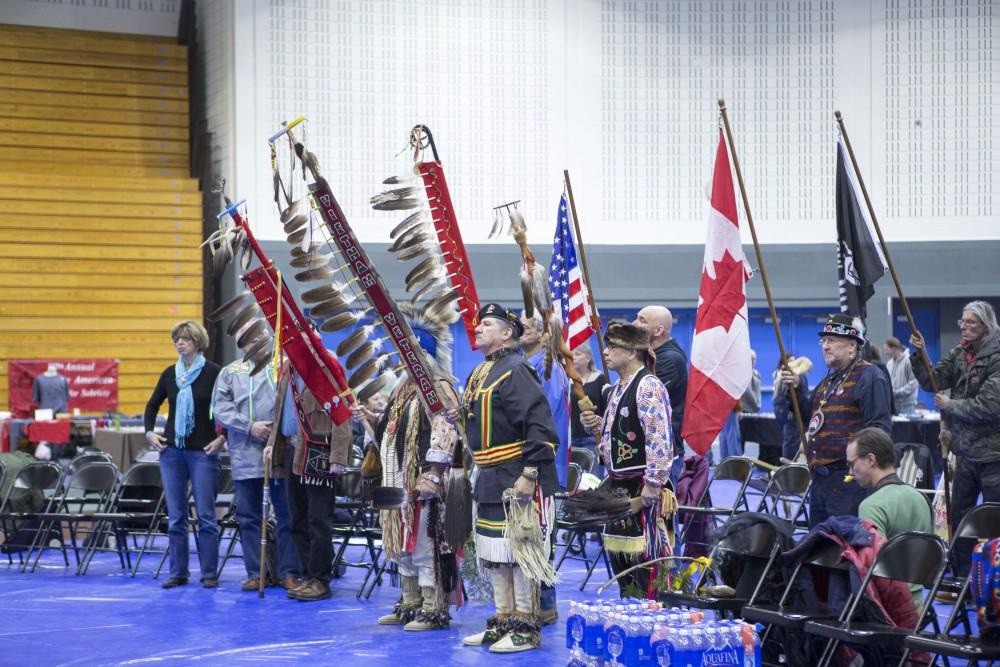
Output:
(0, 23), (202, 417)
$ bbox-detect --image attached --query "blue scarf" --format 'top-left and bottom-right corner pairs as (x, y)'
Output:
(174, 354), (206, 448)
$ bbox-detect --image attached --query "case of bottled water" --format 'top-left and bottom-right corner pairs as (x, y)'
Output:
(566, 599), (760, 667)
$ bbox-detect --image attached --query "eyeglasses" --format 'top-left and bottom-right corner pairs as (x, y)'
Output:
(957, 319), (982, 329)
(847, 452), (872, 470)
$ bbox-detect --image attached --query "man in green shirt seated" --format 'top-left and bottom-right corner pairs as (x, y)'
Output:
(847, 426), (933, 603)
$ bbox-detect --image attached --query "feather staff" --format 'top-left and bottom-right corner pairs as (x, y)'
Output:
(281, 121), (451, 418)
(495, 203), (594, 412)
(210, 179), (354, 426)
(372, 125), (481, 348)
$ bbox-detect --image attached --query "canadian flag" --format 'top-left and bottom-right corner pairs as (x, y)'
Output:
(681, 130), (753, 456)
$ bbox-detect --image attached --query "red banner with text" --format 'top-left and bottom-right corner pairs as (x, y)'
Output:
(8, 359), (119, 417)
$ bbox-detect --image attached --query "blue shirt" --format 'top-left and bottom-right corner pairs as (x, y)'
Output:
(526, 350), (569, 453)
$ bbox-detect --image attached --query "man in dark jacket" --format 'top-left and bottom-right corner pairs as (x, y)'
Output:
(635, 305), (687, 481)
(911, 300), (1000, 575)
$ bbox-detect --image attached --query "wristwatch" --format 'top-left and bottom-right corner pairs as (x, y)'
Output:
(520, 468), (539, 482)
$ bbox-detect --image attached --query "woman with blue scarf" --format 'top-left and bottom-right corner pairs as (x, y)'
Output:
(144, 320), (223, 588)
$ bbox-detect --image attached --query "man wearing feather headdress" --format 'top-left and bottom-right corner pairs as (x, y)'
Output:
(460, 303), (560, 653)
(353, 302), (464, 631)
(580, 322), (673, 598)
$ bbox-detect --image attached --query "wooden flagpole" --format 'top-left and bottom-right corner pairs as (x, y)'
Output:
(563, 169), (609, 383)
(718, 99), (809, 456)
(834, 110), (951, 536)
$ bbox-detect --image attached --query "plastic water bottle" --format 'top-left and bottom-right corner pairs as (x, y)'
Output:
(582, 603), (606, 665)
(567, 602), (588, 666)
(740, 623), (760, 667)
(628, 613), (655, 667)
(650, 624), (671, 666)
(672, 628), (693, 667)
(605, 613), (628, 667)
(689, 627), (706, 666)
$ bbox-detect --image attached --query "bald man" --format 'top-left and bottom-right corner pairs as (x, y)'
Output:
(635, 306), (687, 479)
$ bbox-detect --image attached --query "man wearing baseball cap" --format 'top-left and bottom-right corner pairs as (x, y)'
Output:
(779, 313), (892, 526)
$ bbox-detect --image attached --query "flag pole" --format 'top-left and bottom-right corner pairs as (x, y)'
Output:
(563, 169), (609, 382)
(718, 99), (809, 455)
(834, 110), (951, 536)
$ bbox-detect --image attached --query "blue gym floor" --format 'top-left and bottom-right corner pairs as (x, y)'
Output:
(0, 538), (600, 666)
(0, 473), (973, 666)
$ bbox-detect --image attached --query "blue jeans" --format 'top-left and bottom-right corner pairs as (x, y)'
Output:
(718, 411), (742, 460)
(159, 446), (221, 580)
(808, 461), (867, 528)
(233, 477), (300, 579)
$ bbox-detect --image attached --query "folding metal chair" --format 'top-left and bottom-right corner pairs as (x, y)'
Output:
(23, 461), (120, 573)
(940, 502), (1000, 604)
(803, 531), (949, 667)
(753, 464), (811, 530)
(554, 474), (615, 591)
(900, 503), (1000, 666)
(0, 461), (63, 567)
(330, 470), (383, 595)
(78, 461), (164, 575)
(570, 448), (596, 475)
(677, 456), (755, 553)
(741, 535), (849, 666)
(660, 517), (783, 616)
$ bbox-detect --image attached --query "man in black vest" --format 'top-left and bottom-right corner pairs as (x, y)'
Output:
(581, 322), (673, 597)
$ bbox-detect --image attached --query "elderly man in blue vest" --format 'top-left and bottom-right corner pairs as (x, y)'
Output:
(780, 313), (892, 527)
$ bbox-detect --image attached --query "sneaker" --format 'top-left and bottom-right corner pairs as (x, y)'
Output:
(279, 575), (301, 590)
(161, 577), (188, 589)
(241, 577), (261, 592)
(201, 577), (219, 589)
(289, 578), (331, 601)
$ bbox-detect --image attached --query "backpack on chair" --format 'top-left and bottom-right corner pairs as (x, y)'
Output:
(972, 537), (1000, 646)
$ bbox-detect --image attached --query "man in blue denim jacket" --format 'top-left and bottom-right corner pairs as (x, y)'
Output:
(212, 349), (301, 592)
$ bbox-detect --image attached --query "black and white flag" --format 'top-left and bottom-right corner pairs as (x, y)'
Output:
(836, 137), (887, 319)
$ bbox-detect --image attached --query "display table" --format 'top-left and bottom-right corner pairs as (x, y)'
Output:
(24, 419), (72, 444)
(737, 411), (943, 471)
(739, 412), (784, 465)
(92, 429), (150, 472)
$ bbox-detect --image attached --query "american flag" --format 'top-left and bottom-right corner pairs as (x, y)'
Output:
(548, 194), (595, 350)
